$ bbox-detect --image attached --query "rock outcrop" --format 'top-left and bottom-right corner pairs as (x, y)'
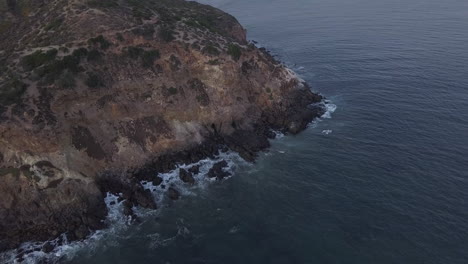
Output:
(0, 0), (324, 250)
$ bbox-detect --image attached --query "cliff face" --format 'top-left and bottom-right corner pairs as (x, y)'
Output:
(0, 0), (324, 250)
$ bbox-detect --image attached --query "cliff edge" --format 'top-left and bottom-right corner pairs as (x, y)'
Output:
(0, 0), (324, 251)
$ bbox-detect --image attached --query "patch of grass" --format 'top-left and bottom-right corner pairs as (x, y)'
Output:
(88, 35), (111, 50)
(21, 49), (58, 71)
(0, 78), (28, 105)
(227, 44), (242, 61)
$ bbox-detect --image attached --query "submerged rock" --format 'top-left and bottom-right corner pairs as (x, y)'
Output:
(168, 187), (181, 200)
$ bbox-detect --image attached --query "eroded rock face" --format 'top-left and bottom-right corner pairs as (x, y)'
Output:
(0, 0), (324, 250)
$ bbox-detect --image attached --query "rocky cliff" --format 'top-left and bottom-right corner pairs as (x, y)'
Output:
(0, 0), (324, 251)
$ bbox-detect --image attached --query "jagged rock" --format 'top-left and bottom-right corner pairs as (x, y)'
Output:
(74, 225), (89, 240)
(208, 160), (231, 180)
(179, 168), (195, 184)
(152, 176), (163, 186)
(167, 187), (180, 200)
(41, 242), (54, 253)
(188, 165), (201, 175)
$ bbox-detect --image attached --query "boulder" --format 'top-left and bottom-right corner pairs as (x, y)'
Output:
(208, 160), (231, 180)
(179, 168), (195, 184)
(167, 187), (180, 200)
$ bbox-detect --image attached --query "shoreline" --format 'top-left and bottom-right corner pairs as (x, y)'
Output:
(1, 83), (326, 260)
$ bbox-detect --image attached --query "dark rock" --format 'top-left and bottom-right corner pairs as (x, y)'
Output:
(208, 160), (231, 180)
(266, 130), (277, 139)
(188, 165), (200, 175)
(223, 130), (270, 162)
(74, 225), (88, 240)
(152, 176), (163, 186)
(179, 168), (195, 184)
(133, 188), (156, 209)
(97, 175), (157, 209)
(167, 187), (180, 200)
(42, 242), (54, 253)
(122, 200), (134, 217)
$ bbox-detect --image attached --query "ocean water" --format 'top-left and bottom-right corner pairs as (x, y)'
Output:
(6, 0), (468, 263)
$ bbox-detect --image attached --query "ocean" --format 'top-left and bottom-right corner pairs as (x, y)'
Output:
(7, 0), (468, 263)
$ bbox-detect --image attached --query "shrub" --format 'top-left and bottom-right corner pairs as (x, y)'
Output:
(85, 73), (104, 88)
(116, 33), (124, 42)
(55, 71), (75, 89)
(0, 78), (28, 105)
(21, 49), (58, 70)
(126, 46), (144, 59)
(167, 87), (178, 95)
(60, 55), (81, 72)
(59, 46), (70, 53)
(88, 35), (111, 50)
(132, 24), (154, 37)
(44, 18), (64, 31)
(87, 49), (102, 61)
(202, 44), (220, 56)
(141, 50), (160, 68)
(159, 27), (175, 42)
(227, 44), (242, 61)
(72, 47), (88, 58)
(207, 59), (220, 65)
(87, 0), (118, 8)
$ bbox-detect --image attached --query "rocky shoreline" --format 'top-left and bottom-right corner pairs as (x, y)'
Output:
(0, 0), (325, 256)
(1, 84), (325, 256)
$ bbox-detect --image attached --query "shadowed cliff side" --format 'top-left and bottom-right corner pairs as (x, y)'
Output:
(0, 0), (324, 251)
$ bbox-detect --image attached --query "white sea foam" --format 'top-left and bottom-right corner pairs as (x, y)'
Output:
(0, 98), (337, 263)
(0, 151), (245, 263)
(322, 130), (333, 135)
(0, 193), (134, 264)
(272, 130), (285, 139)
(322, 102), (337, 119)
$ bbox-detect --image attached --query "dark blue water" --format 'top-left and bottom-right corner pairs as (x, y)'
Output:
(23, 0), (468, 263)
